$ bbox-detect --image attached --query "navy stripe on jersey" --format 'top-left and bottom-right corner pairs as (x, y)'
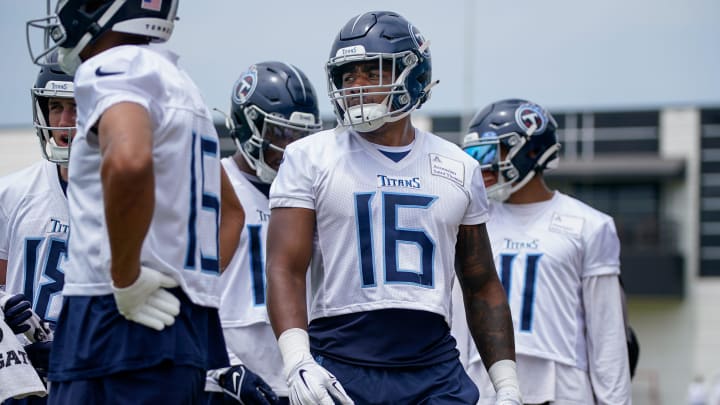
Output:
(378, 150), (411, 162)
(309, 309), (458, 367)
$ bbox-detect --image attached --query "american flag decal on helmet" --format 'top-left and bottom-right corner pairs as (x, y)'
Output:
(141, 0), (162, 11)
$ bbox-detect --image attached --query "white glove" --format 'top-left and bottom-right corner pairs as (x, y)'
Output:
(112, 266), (181, 331)
(495, 386), (522, 405)
(489, 359), (522, 405)
(278, 328), (354, 405)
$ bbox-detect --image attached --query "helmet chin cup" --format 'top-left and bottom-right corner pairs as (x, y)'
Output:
(487, 185), (513, 202)
(344, 104), (387, 132)
(256, 160), (277, 184)
(57, 47), (82, 75)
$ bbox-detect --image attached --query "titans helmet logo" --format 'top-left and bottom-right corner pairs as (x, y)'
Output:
(514, 103), (548, 136)
(409, 24), (429, 56)
(232, 65), (258, 105)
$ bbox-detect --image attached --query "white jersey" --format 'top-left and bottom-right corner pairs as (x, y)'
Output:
(0, 160), (68, 321)
(270, 128), (489, 323)
(486, 192), (620, 369)
(452, 191), (630, 404)
(218, 157), (271, 326)
(64, 45), (222, 307)
(216, 157), (287, 395)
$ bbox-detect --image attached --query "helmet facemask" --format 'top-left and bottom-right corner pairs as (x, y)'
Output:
(31, 78), (75, 167)
(232, 105), (320, 184)
(463, 131), (526, 202)
(327, 46), (427, 133)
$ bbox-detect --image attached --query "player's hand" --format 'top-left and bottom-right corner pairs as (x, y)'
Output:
(1, 293), (53, 342)
(219, 364), (280, 404)
(278, 328), (354, 405)
(495, 385), (522, 405)
(112, 266), (180, 331)
(24, 340), (52, 371)
(1, 293), (34, 334)
(285, 352), (353, 405)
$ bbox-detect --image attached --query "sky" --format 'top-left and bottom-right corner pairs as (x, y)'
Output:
(1, 0), (718, 128)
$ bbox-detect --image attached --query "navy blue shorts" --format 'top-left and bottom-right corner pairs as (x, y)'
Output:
(48, 364), (204, 405)
(2, 396), (47, 405)
(49, 288), (228, 382)
(201, 391), (290, 405)
(316, 355), (479, 404)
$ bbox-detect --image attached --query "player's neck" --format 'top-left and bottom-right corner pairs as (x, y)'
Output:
(233, 152), (255, 176)
(506, 175), (554, 204)
(59, 165), (69, 182)
(80, 32), (150, 60)
(358, 116), (415, 147)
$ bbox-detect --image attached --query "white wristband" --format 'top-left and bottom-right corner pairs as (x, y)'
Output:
(278, 328), (312, 377)
(488, 359), (519, 392)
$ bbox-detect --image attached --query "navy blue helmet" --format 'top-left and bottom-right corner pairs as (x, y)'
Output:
(27, 0), (178, 74)
(326, 11), (437, 132)
(31, 60), (75, 166)
(227, 61), (322, 183)
(462, 99), (561, 201)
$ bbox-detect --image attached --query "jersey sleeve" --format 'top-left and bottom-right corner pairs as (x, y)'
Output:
(461, 164), (490, 225)
(269, 143), (316, 210)
(583, 274), (632, 404)
(75, 49), (162, 133)
(582, 218), (621, 278)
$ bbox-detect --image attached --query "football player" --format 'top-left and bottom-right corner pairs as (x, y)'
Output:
(265, 11), (521, 405)
(457, 98), (631, 404)
(26, 1), (243, 403)
(204, 61), (322, 405)
(0, 60), (75, 404)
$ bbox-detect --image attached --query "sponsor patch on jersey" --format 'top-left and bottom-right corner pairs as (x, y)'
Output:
(376, 174), (421, 189)
(232, 65), (258, 105)
(429, 153), (464, 186)
(549, 212), (584, 237)
(515, 103), (548, 136)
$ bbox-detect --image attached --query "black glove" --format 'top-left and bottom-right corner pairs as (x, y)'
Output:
(2, 294), (33, 335)
(24, 340), (52, 371)
(218, 364), (280, 405)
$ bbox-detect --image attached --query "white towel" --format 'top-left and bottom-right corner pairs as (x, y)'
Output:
(0, 310), (47, 401)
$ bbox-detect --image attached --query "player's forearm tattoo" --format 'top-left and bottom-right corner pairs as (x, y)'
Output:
(456, 224), (516, 366)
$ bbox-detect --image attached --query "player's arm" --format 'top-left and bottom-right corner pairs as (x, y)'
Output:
(98, 102), (154, 287)
(583, 274), (632, 404)
(455, 223), (520, 404)
(219, 166), (244, 273)
(266, 206), (353, 404)
(98, 101), (179, 331)
(455, 223), (514, 365)
(265, 206), (314, 335)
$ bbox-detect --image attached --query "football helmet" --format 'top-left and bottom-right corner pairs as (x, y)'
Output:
(462, 99), (561, 201)
(326, 11), (437, 132)
(226, 61), (322, 184)
(27, 0), (178, 74)
(31, 62), (75, 167)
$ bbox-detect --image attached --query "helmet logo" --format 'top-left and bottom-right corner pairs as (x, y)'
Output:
(514, 103), (548, 136)
(233, 66), (258, 105)
(409, 24), (429, 56)
(141, 0), (163, 11)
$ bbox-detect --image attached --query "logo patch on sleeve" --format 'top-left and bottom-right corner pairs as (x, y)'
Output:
(429, 154), (464, 186)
